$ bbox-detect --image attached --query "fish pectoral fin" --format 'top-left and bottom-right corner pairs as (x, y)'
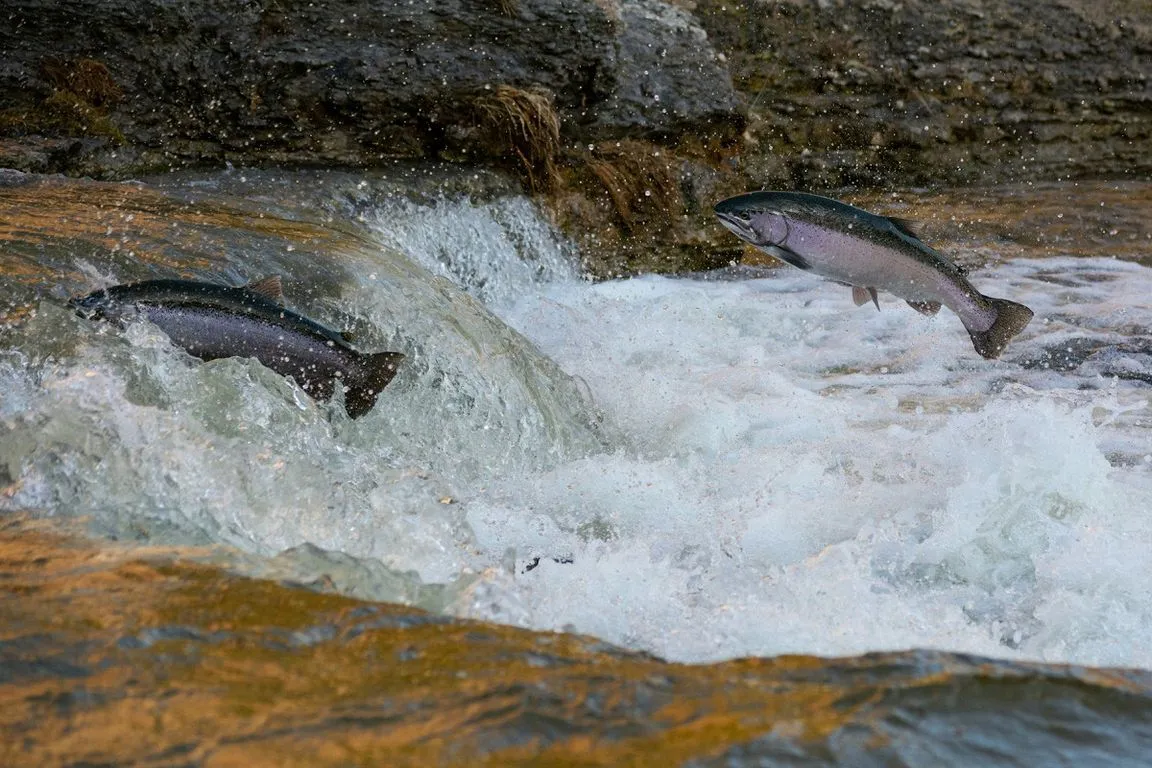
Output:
(344, 351), (405, 419)
(852, 286), (880, 310)
(246, 275), (285, 303)
(765, 244), (812, 271)
(905, 300), (942, 316)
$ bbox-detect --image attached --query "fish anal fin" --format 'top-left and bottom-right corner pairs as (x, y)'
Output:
(888, 217), (924, 241)
(852, 286), (880, 310)
(344, 351), (405, 419)
(247, 275), (284, 303)
(906, 299), (942, 316)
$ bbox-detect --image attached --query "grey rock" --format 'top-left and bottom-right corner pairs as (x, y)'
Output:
(0, 0), (745, 177)
(588, 0), (742, 139)
(0, 0), (621, 172)
(694, 0), (1152, 188)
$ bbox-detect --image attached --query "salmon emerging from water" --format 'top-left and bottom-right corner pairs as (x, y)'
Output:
(70, 276), (404, 418)
(714, 191), (1034, 358)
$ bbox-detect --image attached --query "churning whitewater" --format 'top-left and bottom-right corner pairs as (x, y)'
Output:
(3, 189), (1151, 670)
(379, 194), (1152, 667)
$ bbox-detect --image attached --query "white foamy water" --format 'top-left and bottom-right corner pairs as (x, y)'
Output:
(364, 196), (1152, 667)
(367, 195), (580, 308)
(5, 185), (1151, 669)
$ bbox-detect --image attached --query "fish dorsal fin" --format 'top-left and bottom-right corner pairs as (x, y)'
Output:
(852, 286), (880, 311)
(906, 300), (942, 316)
(246, 275), (284, 303)
(888, 217), (923, 241)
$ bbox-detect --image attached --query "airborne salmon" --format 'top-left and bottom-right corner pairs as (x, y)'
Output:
(70, 276), (404, 418)
(714, 191), (1034, 358)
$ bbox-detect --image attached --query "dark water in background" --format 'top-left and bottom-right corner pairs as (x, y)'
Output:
(1, 170), (1151, 764)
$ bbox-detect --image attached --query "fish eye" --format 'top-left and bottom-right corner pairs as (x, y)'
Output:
(737, 211), (752, 221)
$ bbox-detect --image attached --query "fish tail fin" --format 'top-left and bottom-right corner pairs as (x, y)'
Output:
(966, 297), (1034, 359)
(344, 351), (405, 419)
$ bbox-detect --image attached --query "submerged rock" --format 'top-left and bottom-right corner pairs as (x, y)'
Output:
(5, 518), (1152, 766)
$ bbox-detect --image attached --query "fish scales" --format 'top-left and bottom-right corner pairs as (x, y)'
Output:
(70, 278), (404, 418)
(782, 217), (997, 332)
(141, 303), (359, 402)
(714, 191), (1034, 358)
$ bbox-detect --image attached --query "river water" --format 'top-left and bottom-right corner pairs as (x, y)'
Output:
(2, 170), (1151, 762)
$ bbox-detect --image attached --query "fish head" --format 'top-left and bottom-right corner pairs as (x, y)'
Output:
(714, 192), (791, 248)
(69, 289), (114, 320)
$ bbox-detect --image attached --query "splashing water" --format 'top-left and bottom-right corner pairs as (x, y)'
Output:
(0, 179), (606, 591)
(2, 176), (1151, 669)
(454, 251), (1152, 666)
(366, 195), (580, 309)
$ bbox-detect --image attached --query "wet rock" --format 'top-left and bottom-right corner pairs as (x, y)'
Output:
(1017, 337), (1152, 386)
(587, 0), (742, 140)
(1094, 341), (1152, 386)
(0, 0), (619, 175)
(1016, 337), (1111, 372)
(8, 519), (1152, 766)
(693, 0), (1152, 189)
(0, 0), (742, 179)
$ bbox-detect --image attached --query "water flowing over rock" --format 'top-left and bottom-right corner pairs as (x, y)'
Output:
(0, 172), (610, 562)
(4, 519), (1152, 766)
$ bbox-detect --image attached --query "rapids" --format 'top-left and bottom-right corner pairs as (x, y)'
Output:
(2, 171), (1150, 672)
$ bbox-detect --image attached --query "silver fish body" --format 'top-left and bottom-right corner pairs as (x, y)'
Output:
(70, 277), (404, 418)
(714, 191), (1033, 358)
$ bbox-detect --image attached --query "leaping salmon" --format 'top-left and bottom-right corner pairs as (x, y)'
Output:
(714, 191), (1034, 358)
(70, 276), (404, 418)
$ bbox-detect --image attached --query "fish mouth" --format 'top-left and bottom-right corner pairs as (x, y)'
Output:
(68, 293), (107, 320)
(714, 210), (754, 241)
(714, 209), (740, 225)
(67, 295), (93, 317)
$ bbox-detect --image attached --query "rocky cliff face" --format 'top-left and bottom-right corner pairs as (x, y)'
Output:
(1, 0), (1149, 276)
(0, 0), (739, 177)
(3, 0), (1149, 189)
(692, 0), (1152, 188)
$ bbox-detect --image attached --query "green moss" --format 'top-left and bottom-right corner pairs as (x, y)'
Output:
(0, 91), (125, 143)
(2, 58), (125, 143)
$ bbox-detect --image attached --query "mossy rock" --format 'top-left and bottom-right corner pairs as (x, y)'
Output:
(0, 91), (124, 144)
